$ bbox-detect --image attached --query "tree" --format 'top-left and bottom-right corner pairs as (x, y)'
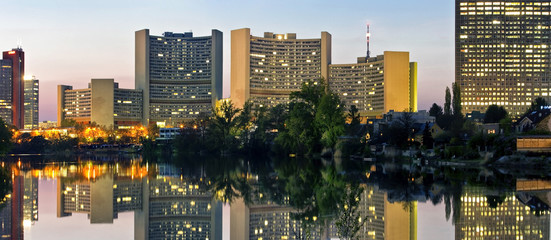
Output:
(429, 103), (443, 118)
(452, 82), (462, 117)
(422, 122), (434, 149)
(209, 100), (241, 152)
(484, 105), (508, 123)
(275, 79), (345, 155)
(385, 111), (415, 148)
(0, 119), (12, 156)
(444, 87), (451, 116)
(526, 97), (549, 114)
(347, 105), (361, 136)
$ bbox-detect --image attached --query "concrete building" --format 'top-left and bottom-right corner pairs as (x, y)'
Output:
(329, 52), (417, 118)
(135, 29), (223, 126)
(456, 0), (551, 117)
(231, 28), (331, 108)
(24, 77), (38, 129)
(0, 48), (25, 128)
(57, 79), (143, 128)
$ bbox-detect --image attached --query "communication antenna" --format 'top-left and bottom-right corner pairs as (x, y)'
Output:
(16, 38), (23, 49)
(366, 24), (371, 58)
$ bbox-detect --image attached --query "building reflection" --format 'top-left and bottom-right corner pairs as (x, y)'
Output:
(354, 184), (417, 240)
(455, 186), (550, 239)
(52, 161), (221, 240)
(230, 183), (417, 240)
(0, 166), (38, 240)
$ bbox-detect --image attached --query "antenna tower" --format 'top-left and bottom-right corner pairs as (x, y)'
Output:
(366, 24), (371, 58)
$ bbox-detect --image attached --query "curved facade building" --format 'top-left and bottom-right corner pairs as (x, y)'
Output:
(231, 28), (331, 108)
(136, 29), (223, 125)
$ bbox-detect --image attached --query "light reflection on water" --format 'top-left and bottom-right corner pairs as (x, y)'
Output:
(0, 155), (549, 239)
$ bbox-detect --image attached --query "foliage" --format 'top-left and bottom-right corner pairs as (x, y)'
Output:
(422, 122), (434, 149)
(384, 111), (415, 148)
(452, 82), (462, 117)
(484, 105), (508, 123)
(429, 103), (443, 118)
(275, 79), (345, 155)
(444, 87), (451, 116)
(0, 118), (12, 156)
(525, 97), (549, 114)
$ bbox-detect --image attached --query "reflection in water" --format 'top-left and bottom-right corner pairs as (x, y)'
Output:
(456, 186), (550, 239)
(0, 156), (550, 239)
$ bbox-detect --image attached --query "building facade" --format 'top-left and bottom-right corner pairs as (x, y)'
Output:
(456, 0), (551, 117)
(231, 28), (331, 108)
(57, 79), (143, 128)
(135, 29), (223, 126)
(329, 52), (417, 118)
(24, 77), (39, 129)
(0, 48), (25, 128)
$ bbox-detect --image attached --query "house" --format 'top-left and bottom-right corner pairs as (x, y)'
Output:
(413, 122), (443, 145)
(515, 109), (551, 133)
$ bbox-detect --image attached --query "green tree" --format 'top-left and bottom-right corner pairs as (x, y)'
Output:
(422, 122), (434, 149)
(484, 105), (508, 123)
(276, 79), (345, 155)
(444, 87), (451, 116)
(0, 118), (12, 156)
(347, 105), (361, 136)
(429, 103), (443, 118)
(452, 82), (462, 117)
(209, 100), (241, 152)
(526, 97), (549, 114)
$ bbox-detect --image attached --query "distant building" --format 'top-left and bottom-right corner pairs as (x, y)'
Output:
(329, 52), (417, 118)
(135, 29), (223, 126)
(38, 121), (57, 129)
(230, 28), (331, 109)
(374, 110), (436, 136)
(466, 111), (484, 123)
(0, 48), (25, 128)
(456, 0), (551, 117)
(24, 77), (39, 129)
(57, 79), (143, 128)
(158, 128), (180, 140)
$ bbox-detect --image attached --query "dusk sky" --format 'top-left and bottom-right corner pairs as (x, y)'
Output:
(1, 0), (455, 121)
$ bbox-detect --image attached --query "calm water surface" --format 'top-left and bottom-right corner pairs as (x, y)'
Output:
(1, 155), (549, 239)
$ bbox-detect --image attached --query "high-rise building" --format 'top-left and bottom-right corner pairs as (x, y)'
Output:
(135, 29), (223, 126)
(231, 28), (331, 109)
(57, 79), (143, 128)
(24, 76), (38, 129)
(0, 59), (12, 124)
(329, 52), (417, 118)
(456, 0), (551, 117)
(0, 48), (25, 128)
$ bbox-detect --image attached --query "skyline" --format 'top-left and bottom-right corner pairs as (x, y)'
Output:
(1, 0), (454, 122)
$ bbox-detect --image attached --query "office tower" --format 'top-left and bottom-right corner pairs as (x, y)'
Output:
(57, 78), (143, 128)
(24, 77), (38, 129)
(0, 60), (12, 124)
(456, 0), (551, 116)
(455, 186), (549, 239)
(329, 52), (418, 118)
(135, 29), (223, 126)
(231, 28), (331, 108)
(0, 48), (24, 128)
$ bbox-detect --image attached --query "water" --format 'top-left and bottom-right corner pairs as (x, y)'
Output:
(1, 155), (550, 239)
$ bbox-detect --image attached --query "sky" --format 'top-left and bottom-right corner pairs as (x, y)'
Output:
(1, 0), (455, 121)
